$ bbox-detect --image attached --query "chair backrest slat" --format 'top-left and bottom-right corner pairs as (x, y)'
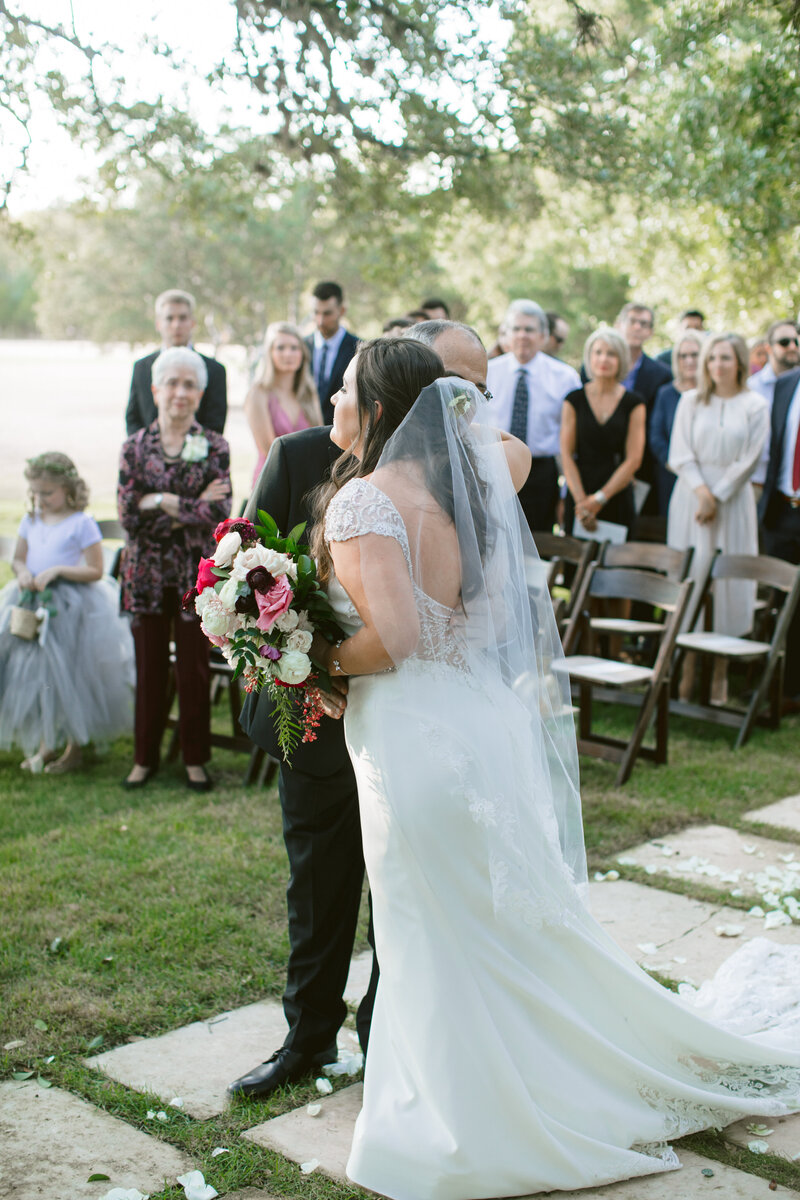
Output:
(712, 553), (799, 592)
(599, 540), (693, 581)
(587, 564), (685, 609)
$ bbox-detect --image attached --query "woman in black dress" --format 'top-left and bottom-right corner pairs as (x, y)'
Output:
(560, 326), (646, 535)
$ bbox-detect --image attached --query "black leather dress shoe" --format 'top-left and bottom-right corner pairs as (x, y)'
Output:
(186, 766), (213, 793)
(227, 1044), (337, 1099)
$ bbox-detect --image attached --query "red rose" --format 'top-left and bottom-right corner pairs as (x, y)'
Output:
(196, 556), (218, 593)
(213, 518), (237, 543)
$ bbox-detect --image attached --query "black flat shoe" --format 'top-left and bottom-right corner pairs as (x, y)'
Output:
(227, 1044), (338, 1100)
(122, 767), (156, 790)
(186, 766), (213, 793)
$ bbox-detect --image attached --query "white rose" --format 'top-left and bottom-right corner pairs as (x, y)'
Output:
(217, 577), (242, 612)
(286, 629), (313, 653)
(181, 433), (209, 463)
(274, 649), (312, 685)
(230, 544), (274, 581)
(213, 531), (242, 567)
(195, 589), (211, 616)
(296, 609), (313, 632)
(275, 608), (299, 632)
(200, 593), (241, 637)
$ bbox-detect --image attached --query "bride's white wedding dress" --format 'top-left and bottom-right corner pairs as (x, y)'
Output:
(322, 385), (800, 1200)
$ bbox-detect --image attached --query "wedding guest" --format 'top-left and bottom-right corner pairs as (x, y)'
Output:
(655, 309), (706, 366)
(749, 335), (770, 375)
(420, 297), (450, 319)
(758, 363), (800, 709)
(484, 299), (580, 532)
(560, 326), (645, 535)
(544, 311), (570, 358)
(487, 318), (511, 360)
(306, 281), (359, 424)
(668, 334), (768, 703)
(613, 302), (672, 516)
(126, 289), (227, 435)
(382, 317), (415, 335)
(405, 309), (431, 323)
(245, 322), (322, 486)
(749, 320), (800, 494)
(118, 347), (231, 791)
(650, 329), (704, 514)
(229, 320), (490, 1101)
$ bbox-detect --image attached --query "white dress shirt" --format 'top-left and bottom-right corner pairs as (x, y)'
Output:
(777, 374), (800, 498)
(748, 364), (777, 485)
(483, 352), (580, 457)
(312, 326), (347, 389)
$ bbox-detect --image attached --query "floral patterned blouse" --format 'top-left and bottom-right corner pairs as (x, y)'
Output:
(117, 420), (231, 615)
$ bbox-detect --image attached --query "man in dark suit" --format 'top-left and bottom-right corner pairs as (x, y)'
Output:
(305, 281), (359, 424)
(758, 364), (800, 706)
(228, 320), (489, 1100)
(655, 309), (706, 367)
(615, 302), (672, 518)
(125, 289), (227, 435)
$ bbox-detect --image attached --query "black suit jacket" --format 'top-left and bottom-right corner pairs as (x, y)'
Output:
(305, 331), (359, 424)
(239, 426), (349, 776)
(125, 349), (228, 435)
(759, 366), (800, 529)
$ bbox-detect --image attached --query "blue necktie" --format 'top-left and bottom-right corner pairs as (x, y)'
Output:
(316, 343), (329, 393)
(510, 368), (529, 442)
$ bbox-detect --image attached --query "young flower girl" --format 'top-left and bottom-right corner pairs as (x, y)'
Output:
(0, 452), (134, 772)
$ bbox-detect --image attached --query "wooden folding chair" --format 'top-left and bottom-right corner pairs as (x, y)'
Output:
(589, 542), (693, 647)
(558, 565), (694, 785)
(671, 553), (800, 748)
(532, 531), (598, 631)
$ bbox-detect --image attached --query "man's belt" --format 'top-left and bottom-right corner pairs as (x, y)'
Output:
(778, 492), (800, 509)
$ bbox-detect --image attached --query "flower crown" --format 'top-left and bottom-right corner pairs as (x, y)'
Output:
(26, 455), (79, 479)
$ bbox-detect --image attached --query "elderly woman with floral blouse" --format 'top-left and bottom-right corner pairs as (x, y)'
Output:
(118, 346), (231, 791)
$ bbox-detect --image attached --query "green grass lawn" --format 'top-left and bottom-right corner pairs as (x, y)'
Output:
(1, 702), (799, 1198)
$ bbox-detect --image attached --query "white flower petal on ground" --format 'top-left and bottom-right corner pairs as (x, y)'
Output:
(323, 1052), (363, 1076)
(306, 1103), (322, 1117)
(730, 888), (744, 897)
(747, 1140), (770, 1154)
(749, 905), (765, 918)
(714, 924), (744, 937)
(156, 1111), (169, 1122)
(300, 1159), (320, 1174)
(616, 856), (637, 866)
(210, 1148), (229, 1157)
(145, 1110), (155, 1120)
(644, 864), (658, 875)
(637, 943), (659, 956)
(169, 1097), (184, 1108)
(4, 1039), (25, 1050)
(672, 956), (687, 964)
(764, 910), (793, 929)
(315, 1076), (334, 1094)
(177, 1170), (219, 1200)
(593, 870), (620, 882)
(779, 852), (796, 863)
(742, 844), (757, 854)
(746, 1123), (774, 1136)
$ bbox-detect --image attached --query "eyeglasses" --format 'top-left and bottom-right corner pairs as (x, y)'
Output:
(773, 337), (799, 348)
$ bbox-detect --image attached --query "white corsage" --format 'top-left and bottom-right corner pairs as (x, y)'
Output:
(448, 391), (471, 418)
(181, 434), (209, 463)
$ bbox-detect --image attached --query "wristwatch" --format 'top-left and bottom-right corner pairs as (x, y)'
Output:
(154, 493), (164, 508)
(593, 490), (607, 507)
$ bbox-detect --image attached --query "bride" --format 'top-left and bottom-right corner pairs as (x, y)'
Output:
(309, 336), (800, 1200)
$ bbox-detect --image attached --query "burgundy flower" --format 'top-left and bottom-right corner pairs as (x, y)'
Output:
(259, 644), (281, 660)
(182, 586), (199, 612)
(235, 591), (258, 616)
(214, 517), (257, 544)
(246, 566), (276, 594)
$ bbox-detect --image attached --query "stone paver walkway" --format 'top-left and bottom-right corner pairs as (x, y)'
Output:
(0, 1080), (190, 1199)
(744, 795), (800, 833)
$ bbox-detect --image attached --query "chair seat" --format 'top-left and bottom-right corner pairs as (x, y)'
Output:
(553, 655), (654, 687)
(676, 632), (771, 658)
(589, 618), (664, 635)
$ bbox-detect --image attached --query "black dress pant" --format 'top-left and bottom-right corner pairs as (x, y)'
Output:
(763, 502), (800, 698)
(517, 455), (559, 534)
(279, 759), (379, 1057)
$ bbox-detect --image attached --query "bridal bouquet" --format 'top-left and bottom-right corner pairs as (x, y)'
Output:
(184, 513), (342, 761)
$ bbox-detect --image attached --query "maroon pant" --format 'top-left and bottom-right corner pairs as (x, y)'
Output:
(131, 588), (210, 767)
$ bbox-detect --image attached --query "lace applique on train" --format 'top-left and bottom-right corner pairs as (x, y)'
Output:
(325, 478), (469, 675)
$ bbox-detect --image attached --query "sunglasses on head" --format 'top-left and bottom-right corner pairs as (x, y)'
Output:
(774, 336), (799, 348)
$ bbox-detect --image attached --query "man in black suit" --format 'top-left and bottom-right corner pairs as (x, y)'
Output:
(228, 321), (489, 1100)
(125, 289), (227, 435)
(305, 281), (359, 424)
(758, 365), (800, 706)
(615, 302), (673, 518)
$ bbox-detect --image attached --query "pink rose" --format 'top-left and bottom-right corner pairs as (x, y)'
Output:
(254, 575), (293, 633)
(196, 556), (218, 593)
(204, 631), (229, 649)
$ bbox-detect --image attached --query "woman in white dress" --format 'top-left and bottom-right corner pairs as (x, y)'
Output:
(309, 337), (798, 1200)
(667, 333), (768, 703)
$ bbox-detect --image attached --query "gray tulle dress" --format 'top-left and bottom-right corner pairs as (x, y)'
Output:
(0, 511), (134, 755)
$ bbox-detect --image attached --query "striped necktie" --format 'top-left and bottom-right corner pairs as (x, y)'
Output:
(316, 343), (329, 393)
(510, 368), (529, 442)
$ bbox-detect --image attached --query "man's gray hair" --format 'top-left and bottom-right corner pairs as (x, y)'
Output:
(152, 346), (208, 392)
(403, 319), (485, 350)
(503, 299), (547, 335)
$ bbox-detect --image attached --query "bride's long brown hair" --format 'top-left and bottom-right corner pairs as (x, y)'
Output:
(310, 337), (445, 581)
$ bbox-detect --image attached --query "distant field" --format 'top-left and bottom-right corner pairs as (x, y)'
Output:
(0, 339), (258, 535)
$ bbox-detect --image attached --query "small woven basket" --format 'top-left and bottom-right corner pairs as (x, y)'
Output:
(9, 605), (41, 640)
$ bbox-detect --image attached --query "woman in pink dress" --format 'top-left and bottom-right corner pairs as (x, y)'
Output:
(245, 322), (323, 484)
